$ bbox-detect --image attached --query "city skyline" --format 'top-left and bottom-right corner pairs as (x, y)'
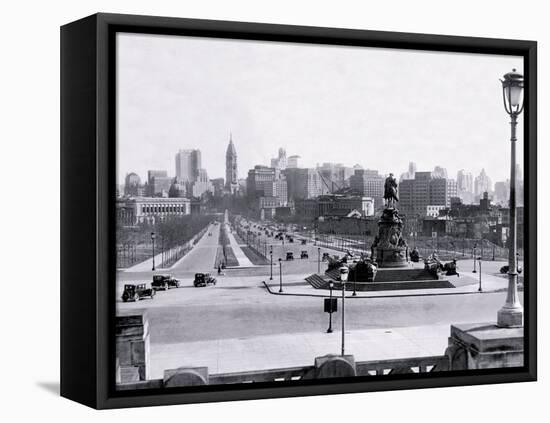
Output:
(116, 33), (523, 185)
(120, 142), (520, 193)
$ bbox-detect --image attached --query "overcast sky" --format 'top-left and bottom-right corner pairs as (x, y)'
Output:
(116, 32), (523, 185)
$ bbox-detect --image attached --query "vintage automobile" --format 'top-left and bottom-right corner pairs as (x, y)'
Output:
(121, 283), (155, 302)
(152, 274), (180, 290)
(286, 251), (294, 260)
(322, 252), (331, 261)
(300, 250), (309, 259)
(301, 239), (307, 245)
(194, 273), (217, 287)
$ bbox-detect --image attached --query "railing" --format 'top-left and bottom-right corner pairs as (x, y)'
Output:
(116, 354), (450, 390)
(303, 232), (523, 262)
(209, 366), (316, 385)
(356, 355), (449, 375)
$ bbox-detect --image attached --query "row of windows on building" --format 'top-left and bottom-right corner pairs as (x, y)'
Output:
(139, 205), (188, 214)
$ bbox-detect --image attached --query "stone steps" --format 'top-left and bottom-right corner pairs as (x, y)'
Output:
(325, 267), (439, 282)
(305, 273), (454, 292)
(374, 268), (438, 282)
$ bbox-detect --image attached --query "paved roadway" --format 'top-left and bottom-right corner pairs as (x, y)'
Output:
(117, 222), (221, 286)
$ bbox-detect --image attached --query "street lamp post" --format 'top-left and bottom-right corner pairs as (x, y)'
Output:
(352, 264), (357, 296)
(161, 235), (165, 267)
(472, 243), (477, 273)
(497, 69), (524, 328)
(339, 266), (349, 356)
(270, 247), (273, 280)
(478, 257), (483, 292)
(317, 247), (321, 274)
(278, 258), (283, 293)
(327, 281), (334, 333)
(151, 232), (156, 271)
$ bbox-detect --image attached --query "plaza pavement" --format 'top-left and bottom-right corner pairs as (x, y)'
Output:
(149, 323), (451, 378)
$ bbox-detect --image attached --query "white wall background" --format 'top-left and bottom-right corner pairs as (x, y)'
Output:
(0, 0), (546, 421)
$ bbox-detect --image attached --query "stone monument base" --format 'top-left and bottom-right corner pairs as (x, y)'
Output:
(446, 322), (524, 370)
(376, 248), (408, 268)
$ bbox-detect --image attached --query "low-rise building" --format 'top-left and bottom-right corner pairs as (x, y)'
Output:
(116, 197), (192, 225)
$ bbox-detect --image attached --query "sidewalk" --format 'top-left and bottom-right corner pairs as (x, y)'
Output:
(149, 323), (451, 378)
(123, 250), (166, 273)
(124, 225), (211, 273)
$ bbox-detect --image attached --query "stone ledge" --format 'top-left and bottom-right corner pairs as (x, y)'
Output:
(450, 322), (524, 353)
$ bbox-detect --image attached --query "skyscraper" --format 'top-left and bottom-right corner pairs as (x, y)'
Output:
(399, 171), (457, 216)
(124, 172), (142, 197)
(432, 166), (448, 179)
(456, 169), (474, 204)
(349, 169), (385, 209)
(271, 147), (287, 170)
(225, 133), (238, 194)
(284, 168), (323, 201)
(474, 168), (492, 197)
(400, 162), (417, 181)
(175, 149), (201, 182)
(287, 155), (300, 169)
(457, 169), (473, 193)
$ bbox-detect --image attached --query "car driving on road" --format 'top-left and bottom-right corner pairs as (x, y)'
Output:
(152, 274), (180, 290)
(121, 283), (155, 302)
(194, 273), (217, 287)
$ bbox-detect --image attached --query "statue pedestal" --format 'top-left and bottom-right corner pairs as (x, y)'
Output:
(446, 322), (524, 370)
(373, 207), (408, 268)
(376, 247), (408, 268)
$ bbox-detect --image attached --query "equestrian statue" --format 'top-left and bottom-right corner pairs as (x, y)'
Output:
(384, 173), (399, 208)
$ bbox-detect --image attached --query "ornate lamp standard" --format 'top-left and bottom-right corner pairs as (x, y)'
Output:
(339, 265), (349, 356)
(327, 281), (334, 333)
(352, 263), (357, 296)
(477, 256), (483, 292)
(317, 247), (321, 273)
(151, 232), (156, 271)
(472, 242), (477, 273)
(497, 69), (524, 328)
(278, 258), (283, 293)
(269, 247), (273, 280)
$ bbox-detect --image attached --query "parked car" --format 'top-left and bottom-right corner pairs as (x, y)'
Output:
(122, 283), (155, 302)
(286, 251), (294, 260)
(152, 274), (180, 290)
(322, 252), (330, 261)
(194, 273), (217, 287)
(300, 250), (309, 259)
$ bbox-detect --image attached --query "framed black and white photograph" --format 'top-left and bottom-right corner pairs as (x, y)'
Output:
(60, 13), (537, 409)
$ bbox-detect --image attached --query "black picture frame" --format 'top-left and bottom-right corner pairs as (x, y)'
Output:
(61, 12), (537, 409)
